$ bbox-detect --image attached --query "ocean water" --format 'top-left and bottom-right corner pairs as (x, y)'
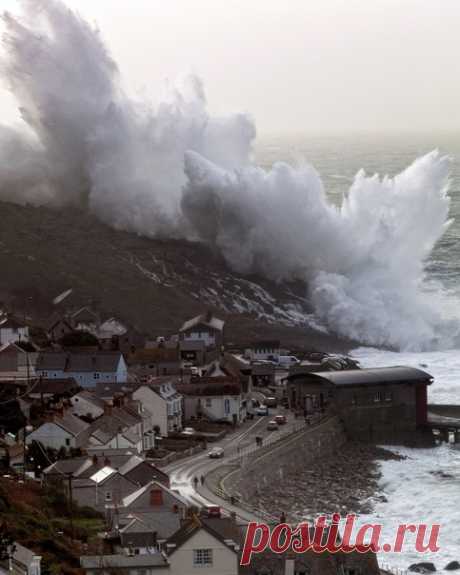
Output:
(256, 133), (460, 571)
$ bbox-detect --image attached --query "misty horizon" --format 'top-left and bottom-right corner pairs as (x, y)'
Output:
(1, 0), (460, 134)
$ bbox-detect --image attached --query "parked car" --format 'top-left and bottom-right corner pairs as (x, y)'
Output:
(205, 505), (221, 518)
(208, 446), (224, 459)
(182, 427), (196, 436)
(278, 355), (300, 368)
(255, 405), (269, 416)
(267, 420), (278, 431)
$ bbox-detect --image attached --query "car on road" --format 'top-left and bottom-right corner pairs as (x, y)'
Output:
(208, 446), (224, 458)
(267, 420), (279, 431)
(204, 505), (221, 518)
(255, 405), (268, 416)
(181, 427), (196, 436)
(275, 414), (287, 425)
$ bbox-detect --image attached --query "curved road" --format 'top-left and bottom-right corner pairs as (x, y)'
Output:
(165, 409), (301, 522)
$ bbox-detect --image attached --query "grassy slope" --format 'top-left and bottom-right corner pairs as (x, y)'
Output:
(0, 478), (104, 574)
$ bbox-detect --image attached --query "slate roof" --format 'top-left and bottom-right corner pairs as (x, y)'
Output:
(80, 553), (168, 569)
(121, 480), (187, 509)
(36, 351), (123, 373)
(29, 378), (79, 396)
(166, 516), (240, 556)
(53, 412), (88, 437)
(288, 366), (433, 387)
(120, 511), (182, 540)
(72, 389), (106, 409)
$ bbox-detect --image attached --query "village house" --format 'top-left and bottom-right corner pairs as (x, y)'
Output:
(128, 346), (181, 378)
(26, 411), (89, 450)
(0, 342), (37, 382)
(105, 480), (188, 547)
(72, 465), (139, 512)
(177, 377), (244, 424)
(27, 378), (80, 402)
(35, 351), (128, 387)
(0, 541), (42, 575)
(178, 340), (206, 366)
(165, 516), (240, 575)
(47, 317), (74, 343)
(44, 451), (169, 487)
(0, 316), (29, 346)
(179, 311), (225, 350)
(70, 307), (101, 332)
(133, 380), (183, 436)
(287, 366), (434, 443)
(80, 553), (169, 575)
(245, 340), (281, 362)
(85, 401), (155, 453)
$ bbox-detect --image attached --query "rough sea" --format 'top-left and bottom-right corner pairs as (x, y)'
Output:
(257, 133), (460, 572)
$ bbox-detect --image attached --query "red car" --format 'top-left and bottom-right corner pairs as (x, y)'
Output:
(275, 414), (287, 425)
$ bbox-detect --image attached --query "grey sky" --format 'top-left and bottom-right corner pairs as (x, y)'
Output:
(0, 0), (459, 134)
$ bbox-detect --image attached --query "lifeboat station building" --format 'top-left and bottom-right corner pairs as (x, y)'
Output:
(287, 366), (434, 444)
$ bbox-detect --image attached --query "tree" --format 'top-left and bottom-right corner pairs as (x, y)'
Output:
(59, 331), (99, 348)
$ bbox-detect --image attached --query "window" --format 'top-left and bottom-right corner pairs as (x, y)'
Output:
(385, 392), (393, 402)
(351, 395), (357, 406)
(93, 372), (100, 379)
(205, 398), (212, 407)
(224, 398), (230, 415)
(65, 438), (71, 446)
(193, 549), (213, 567)
(373, 392), (383, 403)
(105, 491), (112, 501)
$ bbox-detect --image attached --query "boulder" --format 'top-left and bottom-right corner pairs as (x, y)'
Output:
(408, 563), (436, 573)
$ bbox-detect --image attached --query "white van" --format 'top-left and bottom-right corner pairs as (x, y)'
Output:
(278, 355), (300, 368)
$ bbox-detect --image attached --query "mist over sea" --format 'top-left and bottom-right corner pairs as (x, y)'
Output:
(256, 132), (460, 571)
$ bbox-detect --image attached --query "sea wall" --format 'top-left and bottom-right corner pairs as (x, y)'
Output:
(224, 416), (346, 503)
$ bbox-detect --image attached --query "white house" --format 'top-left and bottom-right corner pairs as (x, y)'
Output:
(166, 517), (240, 575)
(179, 312), (224, 349)
(85, 403), (155, 453)
(133, 380), (183, 436)
(5, 542), (42, 575)
(177, 378), (243, 424)
(35, 351), (128, 388)
(26, 412), (89, 450)
(0, 316), (29, 345)
(132, 381), (182, 436)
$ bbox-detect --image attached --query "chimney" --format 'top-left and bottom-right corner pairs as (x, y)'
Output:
(92, 454), (98, 466)
(150, 488), (163, 507)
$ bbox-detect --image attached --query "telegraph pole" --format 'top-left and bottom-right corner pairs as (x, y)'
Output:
(66, 473), (75, 540)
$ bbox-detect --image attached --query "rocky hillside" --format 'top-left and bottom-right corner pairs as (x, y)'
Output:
(0, 201), (354, 351)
